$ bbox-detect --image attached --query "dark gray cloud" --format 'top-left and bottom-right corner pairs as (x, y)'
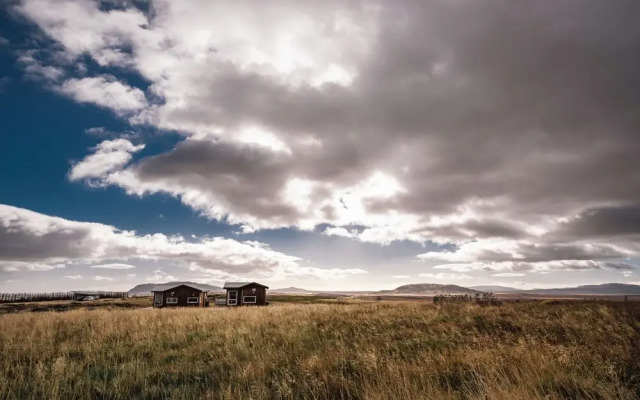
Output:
(556, 206), (640, 238)
(132, 139), (299, 222)
(420, 240), (633, 264)
(120, 0), (640, 226)
(0, 221), (91, 262)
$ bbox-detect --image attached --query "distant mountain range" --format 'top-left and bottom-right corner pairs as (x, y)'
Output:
(128, 282), (222, 296)
(523, 283), (640, 295)
(474, 283), (640, 295)
(272, 283), (482, 295)
(379, 283), (483, 295)
(128, 282), (640, 296)
(289, 283), (640, 296)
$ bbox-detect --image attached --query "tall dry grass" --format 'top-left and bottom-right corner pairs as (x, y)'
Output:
(0, 301), (638, 399)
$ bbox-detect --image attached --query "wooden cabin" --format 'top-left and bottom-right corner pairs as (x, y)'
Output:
(151, 284), (209, 308)
(222, 282), (269, 306)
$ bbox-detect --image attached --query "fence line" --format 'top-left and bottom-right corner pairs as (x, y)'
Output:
(0, 291), (128, 303)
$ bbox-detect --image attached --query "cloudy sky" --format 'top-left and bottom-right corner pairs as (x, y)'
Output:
(1, 0), (639, 292)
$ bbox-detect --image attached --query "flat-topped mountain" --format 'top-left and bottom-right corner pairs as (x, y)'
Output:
(380, 283), (484, 295)
(470, 285), (520, 293)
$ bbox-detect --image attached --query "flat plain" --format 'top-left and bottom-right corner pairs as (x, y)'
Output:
(0, 298), (639, 400)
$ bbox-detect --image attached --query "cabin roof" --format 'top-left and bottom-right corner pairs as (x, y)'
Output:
(223, 282), (269, 289)
(151, 283), (210, 293)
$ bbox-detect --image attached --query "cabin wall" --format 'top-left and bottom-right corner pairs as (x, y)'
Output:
(155, 285), (205, 307)
(239, 284), (267, 306)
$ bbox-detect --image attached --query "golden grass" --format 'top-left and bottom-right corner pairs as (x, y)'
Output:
(0, 301), (639, 399)
(0, 297), (151, 315)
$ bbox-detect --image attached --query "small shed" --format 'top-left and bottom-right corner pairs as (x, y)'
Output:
(222, 282), (269, 306)
(72, 291), (101, 301)
(151, 284), (209, 308)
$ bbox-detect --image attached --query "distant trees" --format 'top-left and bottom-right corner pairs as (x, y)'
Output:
(433, 292), (501, 306)
(0, 291), (128, 303)
(432, 294), (472, 304)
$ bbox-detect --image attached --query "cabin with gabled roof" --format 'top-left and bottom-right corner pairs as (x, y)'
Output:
(222, 282), (269, 306)
(151, 283), (209, 308)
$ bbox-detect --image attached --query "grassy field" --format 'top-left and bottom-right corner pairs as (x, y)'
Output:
(0, 295), (349, 315)
(0, 300), (639, 400)
(0, 297), (151, 315)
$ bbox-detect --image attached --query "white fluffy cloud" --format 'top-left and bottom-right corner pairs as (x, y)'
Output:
(145, 269), (175, 283)
(17, 51), (64, 82)
(0, 261), (64, 273)
(323, 227), (356, 238)
(418, 272), (471, 281)
(91, 263), (136, 270)
(69, 139), (144, 181)
(59, 76), (148, 113)
(0, 204), (365, 281)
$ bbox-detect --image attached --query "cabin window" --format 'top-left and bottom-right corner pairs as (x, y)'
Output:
(166, 297), (178, 304)
(243, 296), (257, 303)
(187, 297), (199, 304)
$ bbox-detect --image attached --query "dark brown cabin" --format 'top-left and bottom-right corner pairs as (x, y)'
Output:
(222, 282), (269, 306)
(151, 284), (209, 308)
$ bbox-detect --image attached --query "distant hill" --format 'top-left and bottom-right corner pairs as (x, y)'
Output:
(470, 285), (521, 293)
(379, 283), (484, 295)
(129, 282), (223, 296)
(272, 287), (312, 293)
(524, 283), (640, 295)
